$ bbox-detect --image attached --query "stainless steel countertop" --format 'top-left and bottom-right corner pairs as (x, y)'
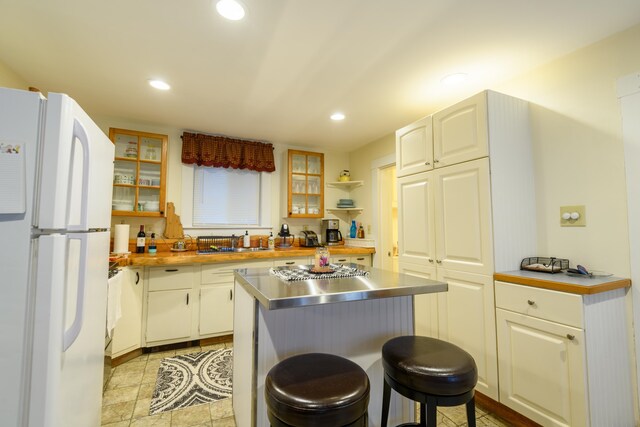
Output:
(234, 264), (448, 310)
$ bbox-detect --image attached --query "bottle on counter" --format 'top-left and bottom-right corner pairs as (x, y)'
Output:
(357, 223), (365, 239)
(243, 230), (250, 247)
(268, 232), (275, 249)
(136, 225), (146, 253)
(350, 220), (357, 238)
(148, 233), (157, 254)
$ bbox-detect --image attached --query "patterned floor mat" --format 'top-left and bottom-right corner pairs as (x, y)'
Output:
(150, 348), (232, 415)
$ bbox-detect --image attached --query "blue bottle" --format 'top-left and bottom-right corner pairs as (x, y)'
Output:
(350, 220), (357, 238)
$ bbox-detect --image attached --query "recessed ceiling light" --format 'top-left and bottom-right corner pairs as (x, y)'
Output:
(441, 73), (468, 86)
(148, 79), (170, 90)
(330, 112), (345, 121)
(216, 0), (245, 20)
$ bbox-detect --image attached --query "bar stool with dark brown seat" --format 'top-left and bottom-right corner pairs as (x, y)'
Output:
(265, 353), (370, 426)
(381, 336), (478, 427)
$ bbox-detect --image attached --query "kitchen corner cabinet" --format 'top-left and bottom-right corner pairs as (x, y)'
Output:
(112, 267), (143, 357)
(287, 150), (324, 218)
(398, 90), (536, 400)
(110, 128), (167, 217)
(144, 265), (196, 345)
(495, 279), (634, 426)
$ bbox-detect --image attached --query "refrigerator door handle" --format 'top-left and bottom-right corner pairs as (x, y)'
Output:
(63, 233), (88, 351)
(68, 119), (91, 231)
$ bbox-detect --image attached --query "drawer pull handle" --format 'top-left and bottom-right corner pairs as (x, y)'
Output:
(285, 261), (295, 265)
(527, 300), (535, 306)
(186, 293), (189, 305)
(135, 272), (140, 285)
(165, 269), (178, 272)
(566, 334), (575, 341)
(229, 289), (233, 301)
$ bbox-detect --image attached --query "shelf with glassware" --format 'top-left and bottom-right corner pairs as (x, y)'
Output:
(110, 128), (167, 217)
(287, 149), (324, 218)
(325, 180), (364, 215)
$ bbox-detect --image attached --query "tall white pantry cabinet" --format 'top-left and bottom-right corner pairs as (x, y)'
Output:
(396, 90), (537, 400)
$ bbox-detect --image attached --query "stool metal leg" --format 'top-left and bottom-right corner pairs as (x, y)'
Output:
(419, 402), (426, 427)
(381, 377), (391, 427)
(466, 395), (476, 427)
(426, 396), (437, 426)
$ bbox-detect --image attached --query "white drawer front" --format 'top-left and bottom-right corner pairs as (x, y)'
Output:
(201, 263), (238, 285)
(273, 257), (309, 267)
(148, 265), (194, 291)
(495, 281), (583, 328)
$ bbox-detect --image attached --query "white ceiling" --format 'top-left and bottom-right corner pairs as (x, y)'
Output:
(1, 0), (639, 151)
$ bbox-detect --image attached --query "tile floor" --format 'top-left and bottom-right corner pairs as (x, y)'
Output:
(101, 341), (513, 426)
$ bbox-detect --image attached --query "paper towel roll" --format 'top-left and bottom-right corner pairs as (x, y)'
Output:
(113, 224), (130, 254)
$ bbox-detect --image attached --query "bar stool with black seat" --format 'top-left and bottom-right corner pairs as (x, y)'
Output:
(265, 353), (370, 426)
(381, 336), (478, 427)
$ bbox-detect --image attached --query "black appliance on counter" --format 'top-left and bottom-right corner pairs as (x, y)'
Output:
(321, 219), (343, 246)
(299, 230), (320, 247)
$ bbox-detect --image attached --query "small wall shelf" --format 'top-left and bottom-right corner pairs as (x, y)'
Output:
(326, 207), (364, 214)
(326, 180), (364, 189)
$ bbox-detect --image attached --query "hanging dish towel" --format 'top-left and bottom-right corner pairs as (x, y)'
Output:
(270, 264), (369, 282)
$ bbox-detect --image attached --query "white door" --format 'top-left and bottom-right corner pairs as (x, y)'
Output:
(112, 267), (143, 356)
(433, 91), (488, 168)
(200, 285), (234, 336)
(396, 116), (433, 177)
(434, 158), (493, 275)
(399, 261), (438, 338)
(437, 269), (498, 400)
(29, 231), (110, 427)
(397, 171), (436, 266)
(146, 289), (193, 343)
(38, 93), (114, 231)
(496, 308), (587, 427)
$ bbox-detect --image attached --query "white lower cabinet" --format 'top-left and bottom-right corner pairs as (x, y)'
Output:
(436, 269), (497, 400)
(200, 285), (234, 336)
(400, 261), (438, 338)
(146, 288), (193, 343)
(144, 265), (195, 345)
(495, 280), (635, 426)
(112, 267), (143, 357)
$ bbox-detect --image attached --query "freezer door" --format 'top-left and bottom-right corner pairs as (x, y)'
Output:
(28, 231), (109, 427)
(37, 93), (114, 231)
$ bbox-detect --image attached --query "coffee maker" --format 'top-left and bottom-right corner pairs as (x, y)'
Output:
(321, 219), (343, 246)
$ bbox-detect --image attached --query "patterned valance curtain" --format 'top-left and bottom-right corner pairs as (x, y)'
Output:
(181, 131), (276, 172)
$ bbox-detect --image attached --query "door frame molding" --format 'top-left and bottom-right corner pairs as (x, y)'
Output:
(371, 153), (396, 269)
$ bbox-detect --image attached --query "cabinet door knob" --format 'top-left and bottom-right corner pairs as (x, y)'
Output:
(436, 259), (442, 264)
(434, 159), (440, 163)
(428, 258), (434, 263)
(388, 251), (391, 257)
(566, 334), (575, 341)
(424, 161), (431, 166)
(527, 300), (535, 305)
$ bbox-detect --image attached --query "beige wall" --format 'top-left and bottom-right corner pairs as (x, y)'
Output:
(352, 23), (640, 277)
(0, 60), (28, 89)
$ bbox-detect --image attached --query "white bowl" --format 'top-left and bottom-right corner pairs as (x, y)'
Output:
(112, 203), (133, 211)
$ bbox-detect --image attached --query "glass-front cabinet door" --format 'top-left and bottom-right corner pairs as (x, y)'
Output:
(110, 128), (168, 217)
(287, 149), (324, 218)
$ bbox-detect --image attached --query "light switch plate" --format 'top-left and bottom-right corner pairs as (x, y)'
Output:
(560, 205), (586, 227)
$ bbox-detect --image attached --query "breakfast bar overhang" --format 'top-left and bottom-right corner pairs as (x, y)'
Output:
(232, 265), (448, 427)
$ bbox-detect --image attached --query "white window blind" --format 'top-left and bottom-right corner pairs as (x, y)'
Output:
(193, 167), (260, 226)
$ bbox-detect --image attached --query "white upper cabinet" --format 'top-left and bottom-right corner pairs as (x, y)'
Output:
(433, 91), (489, 167)
(396, 116), (433, 177)
(397, 171), (436, 266)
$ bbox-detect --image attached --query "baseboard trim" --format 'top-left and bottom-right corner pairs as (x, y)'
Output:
(475, 391), (541, 427)
(199, 334), (233, 347)
(112, 348), (144, 367)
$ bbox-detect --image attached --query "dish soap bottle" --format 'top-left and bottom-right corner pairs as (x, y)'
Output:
(148, 233), (157, 254)
(268, 232), (275, 249)
(350, 220), (357, 238)
(243, 230), (250, 248)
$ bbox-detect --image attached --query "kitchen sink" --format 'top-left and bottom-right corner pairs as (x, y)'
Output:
(232, 247), (274, 253)
(196, 247), (274, 255)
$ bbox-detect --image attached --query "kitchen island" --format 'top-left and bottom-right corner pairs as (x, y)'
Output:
(232, 265), (447, 427)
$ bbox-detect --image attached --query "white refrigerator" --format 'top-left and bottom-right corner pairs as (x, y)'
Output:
(0, 88), (114, 426)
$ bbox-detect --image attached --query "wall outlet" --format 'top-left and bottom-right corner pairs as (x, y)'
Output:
(302, 224), (309, 231)
(560, 205), (586, 227)
(367, 224), (371, 234)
